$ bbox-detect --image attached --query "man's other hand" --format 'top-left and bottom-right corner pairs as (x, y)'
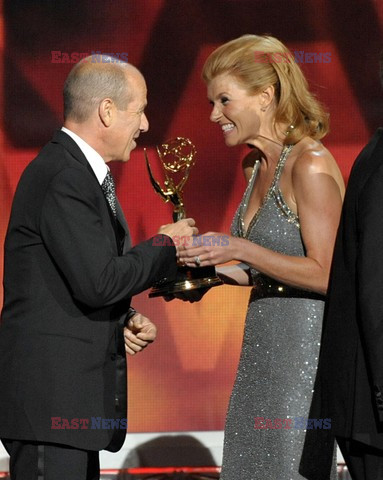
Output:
(124, 313), (157, 355)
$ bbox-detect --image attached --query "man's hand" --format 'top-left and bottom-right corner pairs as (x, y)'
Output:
(158, 218), (198, 243)
(124, 313), (157, 355)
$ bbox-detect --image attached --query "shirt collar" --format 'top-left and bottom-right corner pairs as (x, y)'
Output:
(61, 127), (108, 185)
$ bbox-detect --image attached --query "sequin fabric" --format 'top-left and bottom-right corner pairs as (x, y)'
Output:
(101, 170), (117, 218)
(220, 146), (337, 480)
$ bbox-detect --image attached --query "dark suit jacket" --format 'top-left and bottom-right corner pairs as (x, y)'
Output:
(300, 128), (383, 479)
(0, 130), (177, 452)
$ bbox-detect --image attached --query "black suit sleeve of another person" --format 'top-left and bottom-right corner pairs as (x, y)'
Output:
(40, 166), (176, 308)
(357, 161), (383, 421)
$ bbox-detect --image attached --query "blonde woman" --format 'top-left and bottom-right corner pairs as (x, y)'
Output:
(179, 35), (344, 479)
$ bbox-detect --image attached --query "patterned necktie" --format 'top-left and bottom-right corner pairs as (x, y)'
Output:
(101, 170), (117, 218)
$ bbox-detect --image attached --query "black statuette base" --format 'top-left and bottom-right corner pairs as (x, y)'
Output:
(149, 266), (223, 298)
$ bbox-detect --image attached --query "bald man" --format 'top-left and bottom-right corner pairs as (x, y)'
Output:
(0, 56), (197, 480)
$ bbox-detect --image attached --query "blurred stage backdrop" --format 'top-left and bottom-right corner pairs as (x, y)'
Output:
(0, 0), (383, 473)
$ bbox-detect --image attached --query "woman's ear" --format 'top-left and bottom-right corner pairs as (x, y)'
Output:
(260, 85), (275, 110)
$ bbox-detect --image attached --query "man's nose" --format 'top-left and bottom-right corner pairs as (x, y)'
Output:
(140, 113), (149, 132)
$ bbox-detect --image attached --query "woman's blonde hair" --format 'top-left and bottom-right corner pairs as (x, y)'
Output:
(202, 35), (329, 144)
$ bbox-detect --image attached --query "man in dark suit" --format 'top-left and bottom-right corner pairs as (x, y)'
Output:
(300, 59), (383, 480)
(0, 55), (197, 480)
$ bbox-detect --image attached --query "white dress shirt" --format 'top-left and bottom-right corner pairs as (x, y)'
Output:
(61, 126), (108, 185)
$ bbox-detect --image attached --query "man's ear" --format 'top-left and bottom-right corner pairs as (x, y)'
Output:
(99, 98), (114, 127)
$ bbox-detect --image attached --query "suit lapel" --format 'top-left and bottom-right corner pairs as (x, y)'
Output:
(53, 129), (130, 255)
(115, 200), (131, 253)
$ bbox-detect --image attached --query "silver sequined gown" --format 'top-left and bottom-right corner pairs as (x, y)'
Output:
(220, 146), (337, 480)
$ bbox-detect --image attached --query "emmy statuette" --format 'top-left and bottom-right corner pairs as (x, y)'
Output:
(144, 137), (223, 298)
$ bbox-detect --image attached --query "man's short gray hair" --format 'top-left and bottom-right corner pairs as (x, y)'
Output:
(63, 55), (131, 122)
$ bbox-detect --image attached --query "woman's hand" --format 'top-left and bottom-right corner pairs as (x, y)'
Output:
(177, 232), (241, 267)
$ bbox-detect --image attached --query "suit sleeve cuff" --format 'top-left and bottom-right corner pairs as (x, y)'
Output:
(374, 385), (383, 421)
(149, 234), (178, 284)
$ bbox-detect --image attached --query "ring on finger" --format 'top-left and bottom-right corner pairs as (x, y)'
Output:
(195, 256), (201, 267)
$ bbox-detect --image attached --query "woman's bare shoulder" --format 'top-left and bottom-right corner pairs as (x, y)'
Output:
(291, 138), (345, 194)
(292, 138), (341, 177)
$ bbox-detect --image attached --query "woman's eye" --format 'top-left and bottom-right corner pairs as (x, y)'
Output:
(221, 97), (229, 105)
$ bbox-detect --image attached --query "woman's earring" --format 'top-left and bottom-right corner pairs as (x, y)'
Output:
(261, 106), (266, 112)
(285, 124), (295, 136)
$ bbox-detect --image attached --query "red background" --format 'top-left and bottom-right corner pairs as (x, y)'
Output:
(0, 0), (382, 433)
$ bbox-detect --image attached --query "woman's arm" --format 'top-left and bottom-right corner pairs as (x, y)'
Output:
(179, 149), (344, 295)
(216, 263), (252, 286)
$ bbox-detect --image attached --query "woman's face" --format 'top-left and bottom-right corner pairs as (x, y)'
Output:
(207, 73), (263, 147)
